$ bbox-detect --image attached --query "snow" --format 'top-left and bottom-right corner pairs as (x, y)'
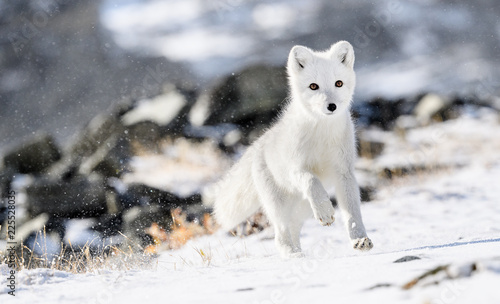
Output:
(100, 0), (256, 62)
(101, 0), (204, 34)
(122, 138), (231, 197)
(121, 89), (187, 126)
(355, 44), (496, 99)
(359, 107), (500, 174)
(157, 28), (255, 62)
(2, 113), (500, 303)
(64, 219), (101, 248)
(252, 4), (297, 36)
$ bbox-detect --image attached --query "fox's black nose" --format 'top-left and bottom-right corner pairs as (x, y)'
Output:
(327, 103), (337, 112)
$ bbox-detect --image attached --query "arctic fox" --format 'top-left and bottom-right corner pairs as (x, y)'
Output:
(205, 41), (373, 258)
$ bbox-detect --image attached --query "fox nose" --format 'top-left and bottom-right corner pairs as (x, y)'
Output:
(327, 103), (337, 112)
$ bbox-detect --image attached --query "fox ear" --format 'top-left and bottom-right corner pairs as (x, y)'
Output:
(288, 45), (313, 72)
(330, 41), (355, 69)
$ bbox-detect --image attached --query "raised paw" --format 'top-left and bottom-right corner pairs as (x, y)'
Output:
(352, 237), (373, 251)
(313, 200), (335, 226)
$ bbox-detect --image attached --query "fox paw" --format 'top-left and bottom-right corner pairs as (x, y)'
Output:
(289, 252), (305, 259)
(278, 248), (305, 259)
(352, 237), (373, 251)
(313, 200), (335, 226)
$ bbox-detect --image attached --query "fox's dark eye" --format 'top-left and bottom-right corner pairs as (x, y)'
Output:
(309, 83), (319, 90)
(335, 80), (343, 88)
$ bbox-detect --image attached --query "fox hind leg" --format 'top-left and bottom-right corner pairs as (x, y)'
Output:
(252, 153), (301, 258)
(288, 199), (312, 256)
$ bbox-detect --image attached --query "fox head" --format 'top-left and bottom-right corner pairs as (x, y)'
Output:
(287, 41), (356, 117)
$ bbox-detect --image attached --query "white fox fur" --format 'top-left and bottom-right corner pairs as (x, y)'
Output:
(205, 41), (373, 258)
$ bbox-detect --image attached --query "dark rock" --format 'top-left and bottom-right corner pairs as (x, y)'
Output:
(26, 175), (107, 218)
(69, 113), (125, 158)
(0, 166), (16, 197)
(366, 283), (393, 290)
(122, 85), (193, 137)
(78, 135), (130, 178)
(0, 205), (7, 225)
(360, 186), (374, 202)
(92, 213), (123, 238)
(379, 164), (450, 179)
(358, 98), (401, 130)
(47, 112), (125, 179)
(353, 97), (417, 130)
(183, 124), (243, 153)
(120, 183), (201, 210)
(380, 166), (414, 179)
(122, 205), (172, 247)
(2, 133), (61, 174)
(357, 133), (385, 159)
(111, 183), (203, 245)
(394, 255), (421, 263)
(198, 65), (288, 132)
(44, 216), (67, 240)
(124, 121), (162, 153)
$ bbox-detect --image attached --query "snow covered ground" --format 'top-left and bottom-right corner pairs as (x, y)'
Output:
(1, 112), (500, 303)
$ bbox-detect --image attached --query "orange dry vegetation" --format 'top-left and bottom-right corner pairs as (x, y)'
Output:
(144, 208), (217, 254)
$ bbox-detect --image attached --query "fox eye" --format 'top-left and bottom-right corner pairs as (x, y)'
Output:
(309, 83), (319, 90)
(335, 80), (343, 88)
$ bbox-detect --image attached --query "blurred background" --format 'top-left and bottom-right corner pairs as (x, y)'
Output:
(0, 0), (499, 258)
(1, 0), (499, 149)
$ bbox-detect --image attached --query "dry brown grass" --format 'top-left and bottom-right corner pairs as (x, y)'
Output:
(143, 207), (217, 254)
(0, 208), (216, 274)
(0, 229), (156, 274)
